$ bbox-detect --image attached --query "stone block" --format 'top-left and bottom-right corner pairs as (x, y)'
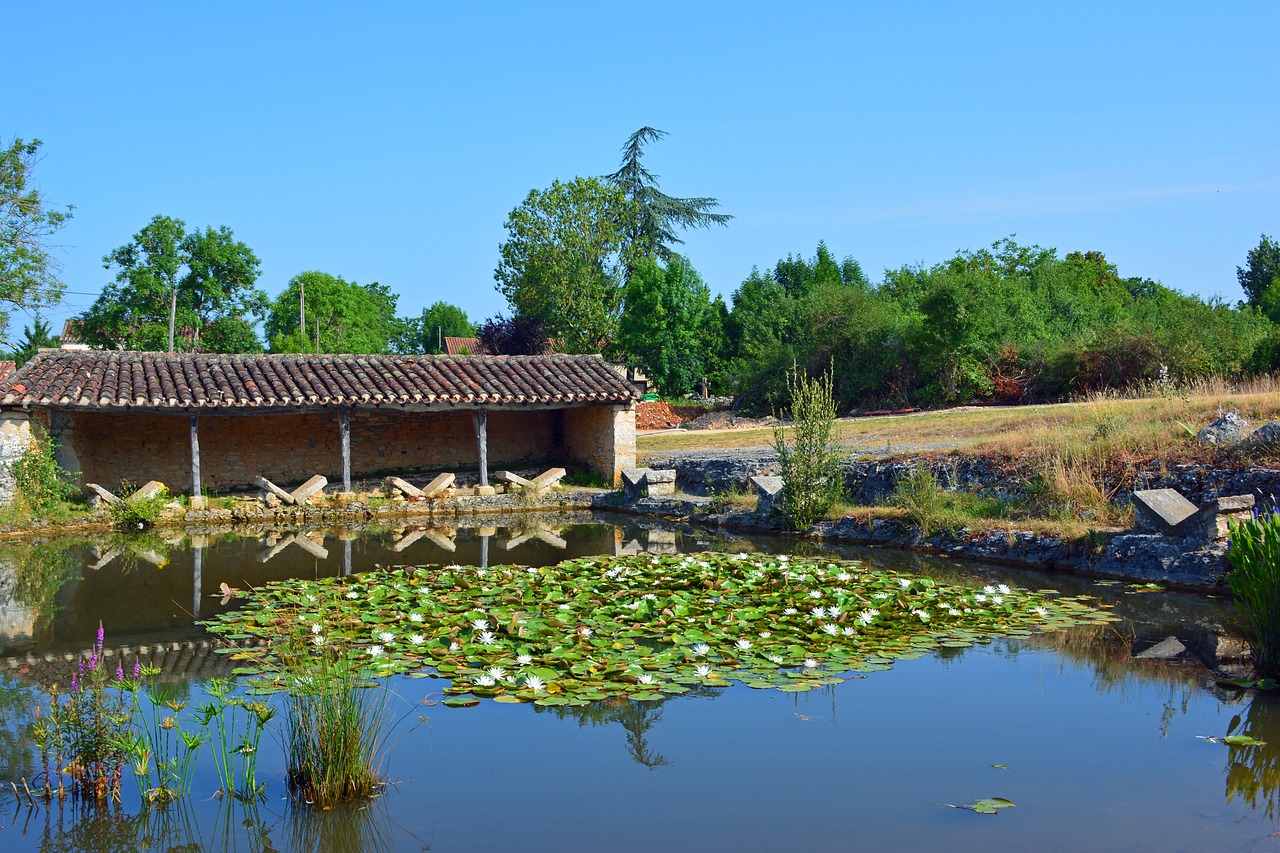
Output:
(293, 533), (329, 560)
(751, 475), (786, 516)
(532, 467), (567, 489)
(131, 480), (166, 501)
(85, 483), (121, 507)
(254, 476), (296, 505)
(1254, 420), (1280, 445)
(290, 474), (328, 504)
(621, 468), (648, 499)
(1198, 411), (1249, 445)
(494, 470), (534, 488)
(1134, 636), (1187, 660)
(643, 468), (676, 497)
(189, 495), (207, 510)
(1132, 488), (1197, 534)
(384, 476), (423, 498)
(474, 485), (496, 497)
(422, 472), (456, 497)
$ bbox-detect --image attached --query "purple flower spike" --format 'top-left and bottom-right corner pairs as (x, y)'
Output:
(133, 660), (141, 679)
(97, 622), (105, 650)
(89, 654), (98, 671)
(116, 663), (124, 681)
(78, 659), (85, 673)
(71, 675), (78, 692)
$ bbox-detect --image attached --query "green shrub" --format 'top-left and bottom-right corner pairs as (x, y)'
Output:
(772, 366), (844, 530)
(108, 483), (169, 528)
(890, 467), (1013, 536)
(1227, 510), (1280, 677)
(10, 424), (79, 515)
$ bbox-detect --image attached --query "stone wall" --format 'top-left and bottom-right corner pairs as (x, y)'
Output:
(0, 411), (32, 503)
(46, 405), (628, 494)
(565, 403), (635, 486)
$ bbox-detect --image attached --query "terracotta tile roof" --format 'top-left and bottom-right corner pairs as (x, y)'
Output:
(444, 336), (485, 355)
(0, 361), (14, 383)
(0, 351), (639, 411)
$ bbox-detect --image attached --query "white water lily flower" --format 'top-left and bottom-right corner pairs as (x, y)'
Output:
(873, 592), (891, 600)
(991, 595), (1004, 605)
(517, 654), (533, 666)
(487, 666), (506, 680)
(974, 593), (988, 603)
(837, 572), (852, 582)
(691, 643), (711, 656)
(312, 635), (326, 646)
(578, 627), (594, 638)
(783, 607), (798, 616)
(345, 591), (359, 599)
(826, 605), (842, 618)
(624, 602), (641, 611)
(377, 631), (395, 644)
(475, 568), (488, 577)
(842, 626), (856, 636)
(368, 645), (384, 657)
(998, 584), (1012, 595)
(637, 673), (655, 685)
(857, 609), (879, 626)
(449, 641), (462, 651)
(470, 618), (489, 631)
(821, 624), (840, 636)
(982, 585), (997, 595)
(948, 608), (963, 617)
(759, 631), (772, 638)
(735, 639), (752, 651)
(478, 631), (497, 645)
(475, 675), (496, 687)
(766, 653), (784, 664)
(695, 664), (713, 677)
(643, 593), (657, 600)
(810, 606), (827, 620)
(1032, 606), (1048, 618)
(409, 633), (426, 645)
(409, 613), (424, 623)
(525, 675), (546, 692)
(558, 603), (572, 610)
(311, 623), (323, 635)
(808, 590), (823, 599)
(899, 578), (912, 589)
(913, 609), (930, 620)
(803, 658), (818, 669)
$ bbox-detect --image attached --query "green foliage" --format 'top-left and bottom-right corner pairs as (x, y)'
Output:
(78, 215), (266, 352)
(266, 271), (402, 354)
(772, 367), (845, 530)
(889, 468), (1011, 536)
(0, 138), (72, 346)
(606, 127), (732, 270)
(494, 177), (631, 353)
(8, 315), (56, 364)
(124, 664), (207, 804)
(416, 301), (475, 354)
(1227, 510), (1280, 677)
(9, 424), (78, 516)
(107, 483), (169, 529)
(616, 256), (711, 395)
(1239, 234), (1280, 309)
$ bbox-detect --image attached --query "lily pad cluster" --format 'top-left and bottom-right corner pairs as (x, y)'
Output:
(204, 552), (1117, 707)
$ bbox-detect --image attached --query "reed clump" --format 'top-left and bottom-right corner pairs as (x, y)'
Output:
(1227, 509), (1280, 678)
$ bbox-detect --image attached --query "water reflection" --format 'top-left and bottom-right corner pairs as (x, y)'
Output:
(1225, 694), (1280, 819)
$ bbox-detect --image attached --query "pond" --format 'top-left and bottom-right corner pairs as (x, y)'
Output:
(0, 513), (1275, 852)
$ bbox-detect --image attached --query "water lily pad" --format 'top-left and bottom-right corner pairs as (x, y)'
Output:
(442, 696), (479, 708)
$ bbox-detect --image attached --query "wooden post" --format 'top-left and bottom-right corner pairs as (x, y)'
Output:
(189, 415), (201, 500)
(473, 409), (489, 487)
(339, 409), (351, 493)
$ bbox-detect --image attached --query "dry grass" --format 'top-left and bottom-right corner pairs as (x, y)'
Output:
(641, 382), (1280, 468)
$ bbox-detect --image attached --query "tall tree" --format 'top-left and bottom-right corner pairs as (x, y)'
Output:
(0, 139), (72, 346)
(265, 271), (401, 354)
(606, 127), (732, 270)
(494, 177), (630, 353)
(79, 215), (265, 352)
(8, 316), (56, 365)
(616, 257), (711, 396)
(476, 314), (550, 356)
(417, 301), (475, 353)
(1239, 234), (1280, 314)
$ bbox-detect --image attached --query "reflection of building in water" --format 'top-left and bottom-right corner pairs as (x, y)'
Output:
(0, 562), (36, 645)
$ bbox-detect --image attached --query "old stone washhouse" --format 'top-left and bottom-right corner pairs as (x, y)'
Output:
(0, 351), (638, 503)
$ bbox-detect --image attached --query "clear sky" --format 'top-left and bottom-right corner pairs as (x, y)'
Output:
(7, 1), (1277, 338)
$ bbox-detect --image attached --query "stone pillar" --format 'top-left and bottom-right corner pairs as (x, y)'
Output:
(0, 411), (33, 505)
(473, 409), (489, 487)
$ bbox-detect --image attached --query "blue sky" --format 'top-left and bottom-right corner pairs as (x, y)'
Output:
(7, 1), (1277, 339)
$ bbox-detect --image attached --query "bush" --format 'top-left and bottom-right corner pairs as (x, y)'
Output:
(772, 367), (844, 530)
(10, 424), (79, 515)
(1227, 510), (1280, 677)
(107, 483), (169, 529)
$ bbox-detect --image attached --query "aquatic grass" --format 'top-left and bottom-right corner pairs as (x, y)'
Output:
(196, 678), (274, 799)
(275, 628), (394, 808)
(122, 665), (207, 805)
(1227, 510), (1280, 677)
(205, 553), (1116, 707)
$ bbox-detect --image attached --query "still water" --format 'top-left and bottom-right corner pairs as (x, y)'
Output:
(0, 513), (1274, 852)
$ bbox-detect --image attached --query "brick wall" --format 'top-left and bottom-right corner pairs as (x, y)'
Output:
(43, 405), (631, 494)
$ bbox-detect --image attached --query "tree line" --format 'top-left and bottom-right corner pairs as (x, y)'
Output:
(3, 134), (1278, 414)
